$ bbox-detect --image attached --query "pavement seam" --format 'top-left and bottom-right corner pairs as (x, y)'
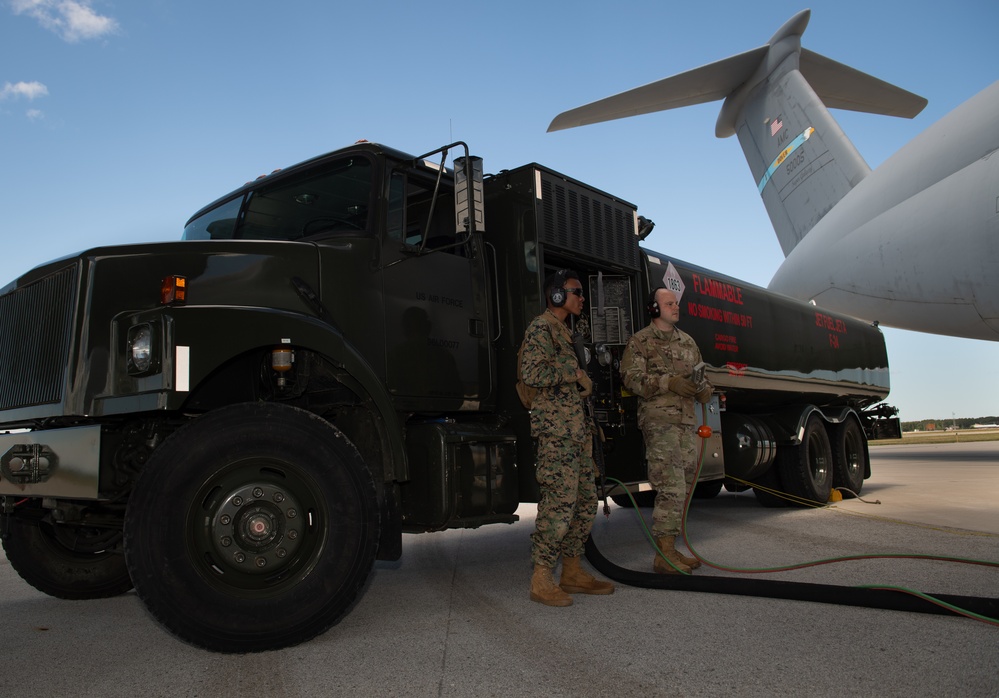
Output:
(437, 529), (464, 697)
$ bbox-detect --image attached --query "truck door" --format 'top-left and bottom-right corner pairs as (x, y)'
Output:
(380, 168), (490, 412)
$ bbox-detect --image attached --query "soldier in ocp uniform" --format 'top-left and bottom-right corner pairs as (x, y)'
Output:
(519, 269), (614, 606)
(620, 287), (712, 574)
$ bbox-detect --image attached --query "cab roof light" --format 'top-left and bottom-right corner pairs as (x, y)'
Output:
(161, 276), (187, 305)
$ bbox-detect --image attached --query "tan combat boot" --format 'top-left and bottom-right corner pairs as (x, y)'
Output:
(559, 556), (615, 595)
(671, 535), (702, 570)
(530, 564), (573, 606)
(653, 535), (692, 575)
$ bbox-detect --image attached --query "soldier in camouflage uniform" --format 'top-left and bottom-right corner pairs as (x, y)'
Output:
(620, 287), (712, 574)
(520, 269), (614, 606)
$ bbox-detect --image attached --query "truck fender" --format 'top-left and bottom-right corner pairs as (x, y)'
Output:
(125, 305), (407, 482)
(758, 403), (857, 445)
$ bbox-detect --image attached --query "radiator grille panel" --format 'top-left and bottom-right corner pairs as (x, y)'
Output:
(0, 265), (77, 410)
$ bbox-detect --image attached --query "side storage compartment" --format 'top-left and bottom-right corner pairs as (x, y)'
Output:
(401, 422), (520, 531)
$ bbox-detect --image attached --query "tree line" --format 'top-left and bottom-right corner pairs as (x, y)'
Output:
(901, 416), (999, 432)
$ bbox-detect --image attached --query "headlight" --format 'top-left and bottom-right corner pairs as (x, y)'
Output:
(127, 323), (157, 375)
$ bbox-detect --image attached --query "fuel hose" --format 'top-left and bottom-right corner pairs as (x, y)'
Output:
(585, 408), (999, 624)
(584, 536), (998, 621)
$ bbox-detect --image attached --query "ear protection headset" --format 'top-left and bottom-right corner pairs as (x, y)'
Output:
(550, 269), (569, 307)
(647, 288), (661, 318)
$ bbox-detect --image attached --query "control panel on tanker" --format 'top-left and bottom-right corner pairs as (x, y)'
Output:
(574, 273), (636, 433)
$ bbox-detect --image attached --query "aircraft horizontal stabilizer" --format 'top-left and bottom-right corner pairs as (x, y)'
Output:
(546, 46), (767, 133)
(548, 14), (926, 136)
(800, 49), (927, 118)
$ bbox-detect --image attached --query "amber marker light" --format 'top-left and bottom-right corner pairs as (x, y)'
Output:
(271, 346), (293, 372)
(697, 425), (713, 439)
(161, 276), (187, 305)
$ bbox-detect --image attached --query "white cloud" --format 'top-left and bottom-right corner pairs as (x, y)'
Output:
(0, 81), (49, 100)
(10, 0), (119, 42)
(26, 108), (44, 120)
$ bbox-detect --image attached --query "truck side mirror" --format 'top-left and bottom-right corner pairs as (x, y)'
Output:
(454, 156), (485, 235)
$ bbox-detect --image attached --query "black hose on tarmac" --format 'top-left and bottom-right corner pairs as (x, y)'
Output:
(584, 536), (999, 619)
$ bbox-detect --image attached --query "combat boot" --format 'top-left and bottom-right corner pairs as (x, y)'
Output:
(671, 535), (702, 570)
(530, 564), (573, 606)
(653, 535), (692, 575)
(559, 556), (614, 595)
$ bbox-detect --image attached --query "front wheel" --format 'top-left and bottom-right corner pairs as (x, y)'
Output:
(124, 403), (379, 653)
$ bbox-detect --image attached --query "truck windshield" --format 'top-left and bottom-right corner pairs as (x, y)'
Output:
(182, 157), (373, 241)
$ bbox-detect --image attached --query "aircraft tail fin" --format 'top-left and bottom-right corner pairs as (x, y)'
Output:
(547, 10), (927, 256)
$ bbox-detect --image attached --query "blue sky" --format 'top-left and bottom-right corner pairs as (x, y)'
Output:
(1, 0), (996, 421)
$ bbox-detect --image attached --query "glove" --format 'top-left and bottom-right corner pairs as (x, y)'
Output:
(667, 375), (698, 398)
(577, 372), (593, 398)
(695, 383), (712, 404)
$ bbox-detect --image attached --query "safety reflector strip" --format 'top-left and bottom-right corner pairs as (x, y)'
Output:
(176, 346), (190, 392)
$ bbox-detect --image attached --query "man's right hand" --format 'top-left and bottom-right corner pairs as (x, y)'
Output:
(666, 375), (698, 398)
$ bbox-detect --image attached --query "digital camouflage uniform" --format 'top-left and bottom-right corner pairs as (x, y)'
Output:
(520, 310), (596, 568)
(620, 323), (710, 537)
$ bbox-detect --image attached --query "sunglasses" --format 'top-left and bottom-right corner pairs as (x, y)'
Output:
(565, 288), (584, 297)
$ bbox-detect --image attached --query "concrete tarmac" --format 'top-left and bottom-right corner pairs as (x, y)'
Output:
(1, 442), (996, 697)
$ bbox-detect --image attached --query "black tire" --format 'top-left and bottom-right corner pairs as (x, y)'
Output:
(692, 480), (723, 499)
(123, 403), (379, 653)
(831, 419), (866, 498)
(1, 509), (132, 600)
(751, 463), (790, 508)
(610, 490), (656, 509)
(777, 415), (833, 506)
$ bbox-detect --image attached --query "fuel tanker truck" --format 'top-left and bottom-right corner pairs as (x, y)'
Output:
(0, 141), (899, 652)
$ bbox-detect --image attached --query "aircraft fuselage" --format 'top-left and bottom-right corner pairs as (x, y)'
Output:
(768, 81), (999, 340)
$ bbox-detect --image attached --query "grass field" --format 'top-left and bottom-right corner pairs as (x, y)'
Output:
(870, 429), (999, 446)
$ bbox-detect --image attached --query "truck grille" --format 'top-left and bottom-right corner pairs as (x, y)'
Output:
(0, 264), (77, 410)
(539, 174), (641, 271)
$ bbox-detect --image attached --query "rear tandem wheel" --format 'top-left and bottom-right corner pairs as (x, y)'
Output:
(830, 418), (867, 497)
(777, 414), (834, 506)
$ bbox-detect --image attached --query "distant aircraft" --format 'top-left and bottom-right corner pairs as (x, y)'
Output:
(548, 9), (999, 341)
